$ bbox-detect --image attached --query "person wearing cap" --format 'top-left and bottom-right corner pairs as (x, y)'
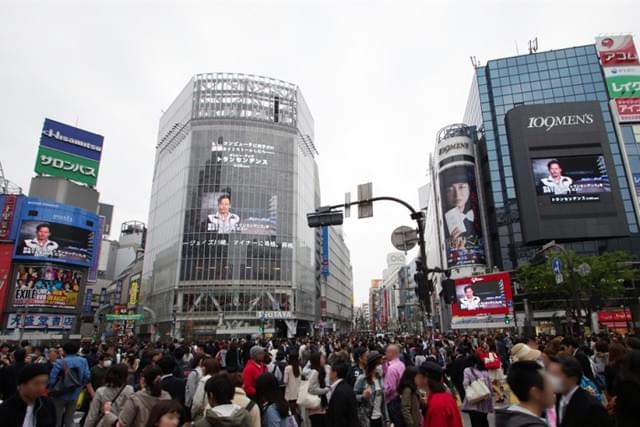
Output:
(510, 343), (542, 365)
(418, 362), (463, 427)
(354, 350), (389, 427)
(0, 363), (56, 427)
(242, 345), (267, 401)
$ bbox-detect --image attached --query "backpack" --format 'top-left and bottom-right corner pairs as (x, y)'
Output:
(49, 360), (82, 397)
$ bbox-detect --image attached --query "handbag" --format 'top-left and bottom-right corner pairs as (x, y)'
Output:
(296, 380), (321, 409)
(465, 370), (491, 404)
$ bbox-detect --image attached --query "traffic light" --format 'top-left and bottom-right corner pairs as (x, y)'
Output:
(442, 279), (456, 304)
(414, 271), (429, 300)
(504, 315), (511, 325)
(307, 209), (344, 228)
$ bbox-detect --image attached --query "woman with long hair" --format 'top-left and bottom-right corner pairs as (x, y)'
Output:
(612, 348), (640, 427)
(307, 352), (331, 427)
(484, 341), (505, 403)
(145, 400), (183, 427)
(418, 362), (463, 427)
(191, 358), (222, 420)
(283, 352), (301, 419)
(256, 373), (292, 427)
(460, 355), (492, 427)
(102, 366), (172, 427)
(84, 363), (135, 427)
(605, 341), (628, 398)
(353, 351), (389, 427)
(398, 366), (422, 427)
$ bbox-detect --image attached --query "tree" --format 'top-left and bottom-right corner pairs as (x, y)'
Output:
(516, 250), (638, 329)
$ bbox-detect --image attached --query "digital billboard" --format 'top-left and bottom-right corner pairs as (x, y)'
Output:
(34, 118), (104, 187)
(451, 272), (512, 317)
(12, 264), (83, 309)
(604, 66), (640, 99)
(505, 102), (628, 243)
(531, 155), (611, 203)
(595, 36), (639, 67)
(180, 129), (295, 282)
(13, 198), (100, 268)
(439, 165), (486, 268)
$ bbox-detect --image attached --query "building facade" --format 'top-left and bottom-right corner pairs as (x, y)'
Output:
(142, 73), (320, 338)
(322, 226), (354, 333)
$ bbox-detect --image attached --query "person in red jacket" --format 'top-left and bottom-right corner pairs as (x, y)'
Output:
(242, 345), (267, 400)
(418, 361), (463, 427)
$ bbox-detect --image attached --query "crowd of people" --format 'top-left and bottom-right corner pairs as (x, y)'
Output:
(0, 331), (638, 427)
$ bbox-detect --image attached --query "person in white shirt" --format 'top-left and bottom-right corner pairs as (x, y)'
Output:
(24, 223), (59, 257)
(540, 159), (573, 195)
(459, 286), (482, 310)
(207, 194), (240, 233)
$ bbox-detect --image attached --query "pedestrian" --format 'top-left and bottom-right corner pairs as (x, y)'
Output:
(159, 355), (187, 409)
(195, 373), (251, 427)
(186, 355), (209, 415)
(446, 347), (468, 402)
(307, 352), (331, 427)
(0, 347), (27, 400)
(283, 352), (302, 417)
(229, 370), (262, 427)
(49, 342), (91, 427)
(612, 349), (640, 427)
(354, 350), (389, 427)
(256, 373), (293, 427)
(84, 363), (135, 427)
(226, 342), (242, 373)
(242, 346), (267, 401)
(546, 356), (609, 427)
(383, 344), (405, 427)
(192, 358), (222, 420)
(102, 366), (172, 427)
(560, 338), (595, 381)
(327, 363), (359, 427)
(495, 361), (554, 427)
(461, 355), (493, 427)
(417, 362), (463, 427)
(604, 342), (627, 398)
(398, 366), (422, 427)
(346, 347), (368, 388)
(145, 399), (185, 427)
(0, 363), (56, 427)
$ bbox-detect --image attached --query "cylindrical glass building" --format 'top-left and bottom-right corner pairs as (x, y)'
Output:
(142, 73), (319, 338)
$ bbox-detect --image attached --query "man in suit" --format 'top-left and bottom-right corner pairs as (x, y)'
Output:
(560, 337), (595, 381)
(547, 356), (610, 427)
(328, 363), (359, 427)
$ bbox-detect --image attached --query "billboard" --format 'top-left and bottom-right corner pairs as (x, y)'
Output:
(34, 118), (103, 187)
(595, 36), (639, 67)
(14, 198), (100, 268)
(505, 102), (628, 243)
(180, 129), (295, 282)
(604, 66), (640, 99)
(451, 272), (512, 317)
(0, 243), (14, 320)
(6, 313), (75, 330)
(12, 264), (83, 309)
(0, 195), (23, 241)
(439, 165), (486, 268)
(531, 155), (611, 203)
(614, 98), (640, 122)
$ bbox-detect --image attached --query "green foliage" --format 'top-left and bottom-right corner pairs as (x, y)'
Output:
(516, 250), (636, 301)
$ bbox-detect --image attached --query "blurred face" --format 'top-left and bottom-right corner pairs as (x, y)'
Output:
(156, 411), (180, 427)
(549, 163), (562, 179)
(330, 369), (338, 383)
(218, 198), (231, 216)
(36, 226), (50, 243)
(446, 182), (470, 210)
(465, 288), (474, 299)
(18, 374), (48, 402)
(546, 362), (576, 394)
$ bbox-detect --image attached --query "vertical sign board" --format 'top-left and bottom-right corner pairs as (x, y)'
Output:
(0, 243), (14, 323)
(35, 118), (104, 187)
(83, 288), (94, 314)
(321, 226), (329, 277)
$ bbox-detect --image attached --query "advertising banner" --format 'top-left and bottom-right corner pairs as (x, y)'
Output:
(128, 275), (140, 306)
(0, 243), (14, 320)
(615, 98), (640, 122)
(83, 288), (93, 314)
(598, 309), (632, 328)
(34, 146), (100, 187)
(0, 195), (23, 240)
(451, 272), (512, 317)
(12, 264), (82, 309)
(438, 165), (486, 268)
(595, 36), (639, 67)
(531, 155), (611, 203)
(14, 198), (100, 268)
(604, 66), (640, 99)
(6, 313), (75, 330)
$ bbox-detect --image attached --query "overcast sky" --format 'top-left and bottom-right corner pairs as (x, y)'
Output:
(1, 0), (637, 305)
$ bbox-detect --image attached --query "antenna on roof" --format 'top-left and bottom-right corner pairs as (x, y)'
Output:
(470, 56), (480, 68)
(528, 37), (539, 54)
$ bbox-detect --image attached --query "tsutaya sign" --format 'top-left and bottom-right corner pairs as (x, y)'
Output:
(34, 118), (104, 187)
(256, 311), (292, 319)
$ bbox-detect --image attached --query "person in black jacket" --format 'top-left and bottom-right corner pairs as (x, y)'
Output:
(560, 337), (595, 381)
(0, 347), (27, 400)
(0, 363), (56, 427)
(547, 356), (610, 427)
(159, 355), (187, 423)
(327, 363), (359, 427)
(346, 347), (367, 388)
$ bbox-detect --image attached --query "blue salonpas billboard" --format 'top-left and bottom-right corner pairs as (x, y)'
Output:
(13, 197), (100, 268)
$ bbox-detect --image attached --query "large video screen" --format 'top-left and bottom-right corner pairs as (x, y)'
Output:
(201, 190), (277, 235)
(12, 264), (83, 309)
(439, 165), (486, 268)
(15, 221), (92, 264)
(451, 272), (512, 317)
(532, 155), (611, 203)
